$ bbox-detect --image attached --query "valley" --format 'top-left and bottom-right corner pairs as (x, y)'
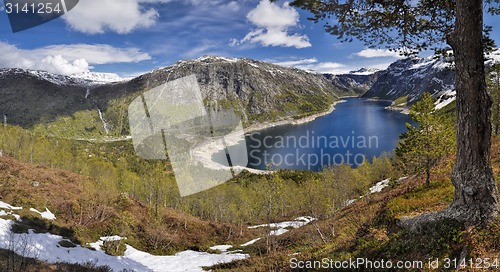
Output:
(0, 54), (499, 271)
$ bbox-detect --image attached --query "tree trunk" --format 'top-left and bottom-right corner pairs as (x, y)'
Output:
(426, 165), (430, 187)
(446, 0), (500, 225)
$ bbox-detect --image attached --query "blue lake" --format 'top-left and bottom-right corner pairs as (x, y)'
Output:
(243, 98), (414, 171)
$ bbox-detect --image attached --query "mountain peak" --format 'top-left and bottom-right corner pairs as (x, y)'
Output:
(194, 55), (240, 63)
(70, 71), (125, 83)
(348, 68), (381, 75)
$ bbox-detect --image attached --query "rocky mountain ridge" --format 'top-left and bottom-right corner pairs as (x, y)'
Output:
(0, 56), (355, 137)
(3, 53), (486, 137)
(362, 56), (456, 106)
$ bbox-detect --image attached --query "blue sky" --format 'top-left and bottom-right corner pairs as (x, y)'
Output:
(0, 0), (499, 77)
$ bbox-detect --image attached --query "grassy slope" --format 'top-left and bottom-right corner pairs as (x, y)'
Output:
(0, 155), (258, 258)
(214, 137), (500, 271)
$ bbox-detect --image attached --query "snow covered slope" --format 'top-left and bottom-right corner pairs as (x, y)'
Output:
(0, 68), (125, 87)
(0, 200), (248, 272)
(364, 50), (500, 109)
(363, 56), (455, 104)
(71, 71), (125, 83)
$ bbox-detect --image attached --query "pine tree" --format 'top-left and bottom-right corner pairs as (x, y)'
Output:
(396, 93), (456, 186)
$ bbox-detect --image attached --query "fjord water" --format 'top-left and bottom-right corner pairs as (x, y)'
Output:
(244, 98), (414, 171)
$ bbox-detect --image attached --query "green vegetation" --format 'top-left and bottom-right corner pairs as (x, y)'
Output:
(211, 138), (500, 271)
(249, 89), (335, 123)
(396, 92), (456, 186)
(0, 123), (400, 258)
(0, 85), (498, 271)
(392, 95), (409, 107)
(289, 0), (500, 227)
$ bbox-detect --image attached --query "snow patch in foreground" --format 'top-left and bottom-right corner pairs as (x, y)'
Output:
(209, 245), (233, 252)
(346, 177), (408, 206)
(0, 201), (248, 272)
(249, 216), (316, 236)
(369, 179), (391, 194)
(124, 246), (248, 272)
(369, 177), (407, 194)
(29, 208), (56, 220)
(240, 238), (261, 247)
(0, 201), (22, 210)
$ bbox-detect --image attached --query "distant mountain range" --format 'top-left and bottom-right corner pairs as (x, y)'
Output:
(0, 56), (365, 137)
(0, 53), (481, 137)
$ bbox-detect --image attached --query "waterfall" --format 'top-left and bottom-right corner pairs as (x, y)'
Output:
(85, 89), (90, 99)
(98, 109), (109, 134)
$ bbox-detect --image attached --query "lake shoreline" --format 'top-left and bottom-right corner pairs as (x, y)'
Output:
(385, 105), (410, 115)
(243, 99), (347, 134)
(363, 97), (410, 115)
(192, 99), (348, 174)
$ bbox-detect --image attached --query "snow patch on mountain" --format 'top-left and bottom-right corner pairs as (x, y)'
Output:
(435, 88), (456, 110)
(0, 68), (124, 88)
(349, 68), (381, 75)
(486, 49), (500, 65)
(195, 55), (240, 63)
(71, 71), (124, 83)
(363, 56), (455, 103)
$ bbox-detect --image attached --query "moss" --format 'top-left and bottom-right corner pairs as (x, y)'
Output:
(385, 180), (454, 219)
(351, 219), (464, 265)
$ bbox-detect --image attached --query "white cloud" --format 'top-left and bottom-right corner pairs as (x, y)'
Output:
(223, 1), (241, 12)
(238, 0), (311, 49)
(63, 0), (159, 34)
(183, 42), (218, 58)
(273, 58), (349, 74)
(295, 62), (349, 74)
(41, 55), (90, 76)
(355, 49), (404, 58)
(63, 0), (243, 34)
(273, 58), (318, 67)
(272, 57), (396, 75)
(32, 44), (151, 65)
(138, 0), (173, 3)
(0, 42), (151, 75)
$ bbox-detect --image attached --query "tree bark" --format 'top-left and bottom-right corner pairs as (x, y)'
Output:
(426, 164), (430, 187)
(446, 0), (500, 225)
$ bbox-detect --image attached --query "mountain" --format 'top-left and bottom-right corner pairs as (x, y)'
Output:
(2, 54), (471, 138)
(71, 71), (125, 83)
(362, 56), (456, 105)
(349, 67), (381, 75)
(0, 56), (357, 138)
(101, 55), (344, 125)
(324, 69), (381, 96)
(0, 68), (88, 129)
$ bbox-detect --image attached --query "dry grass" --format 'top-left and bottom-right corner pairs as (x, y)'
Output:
(0, 155), (257, 257)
